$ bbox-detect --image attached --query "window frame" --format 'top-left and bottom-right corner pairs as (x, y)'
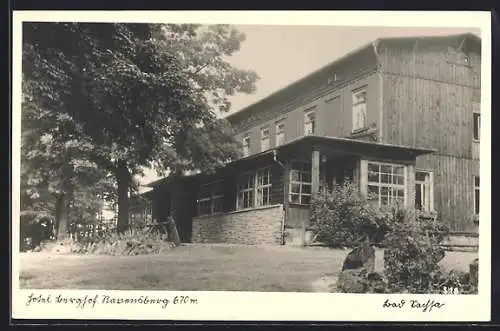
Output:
(474, 175), (480, 216)
(256, 167), (272, 207)
(242, 133), (251, 157)
(260, 126), (270, 151)
(366, 161), (407, 207)
(352, 87), (368, 132)
(288, 161), (312, 205)
(236, 167), (273, 211)
(275, 120), (286, 146)
(415, 170), (434, 212)
(473, 111), (481, 142)
(304, 110), (316, 136)
(197, 180), (225, 216)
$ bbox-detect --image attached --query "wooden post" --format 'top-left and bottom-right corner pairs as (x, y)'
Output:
(359, 159), (368, 195)
(311, 149), (320, 196)
(306, 148), (321, 246)
(406, 164), (416, 209)
(282, 162), (290, 245)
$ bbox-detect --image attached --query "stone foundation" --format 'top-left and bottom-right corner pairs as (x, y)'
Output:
(192, 204), (284, 245)
(442, 234), (479, 251)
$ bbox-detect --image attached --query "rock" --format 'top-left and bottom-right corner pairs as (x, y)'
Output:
(337, 268), (367, 293)
(366, 272), (387, 293)
(342, 242), (375, 273)
(469, 258), (479, 287)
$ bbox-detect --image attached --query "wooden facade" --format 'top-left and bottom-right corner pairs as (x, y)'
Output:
(376, 35), (481, 232)
(144, 33), (482, 244)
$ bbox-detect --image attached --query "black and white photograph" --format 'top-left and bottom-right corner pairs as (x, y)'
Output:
(11, 11), (491, 322)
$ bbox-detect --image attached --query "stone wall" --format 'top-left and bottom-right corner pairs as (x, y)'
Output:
(192, 204), (284, 245)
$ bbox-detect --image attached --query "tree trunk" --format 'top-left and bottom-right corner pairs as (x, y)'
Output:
(116, 160), (130, 233)
(55, 193), (68, 240)
(167, 216), (181, 247)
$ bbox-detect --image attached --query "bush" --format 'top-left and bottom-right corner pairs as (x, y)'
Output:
(310, 181), (391, 247)
(382, 207), (450, 293)
(40, 226), (175, 256)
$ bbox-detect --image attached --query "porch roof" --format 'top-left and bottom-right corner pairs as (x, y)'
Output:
(277, 135), (436, 159)
(144, 135), (435, 189)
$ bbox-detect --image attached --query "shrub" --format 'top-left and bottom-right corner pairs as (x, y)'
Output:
(310, 181), (391, 248)
(382, 206), (450, 293)
(40, 226), (175, 256)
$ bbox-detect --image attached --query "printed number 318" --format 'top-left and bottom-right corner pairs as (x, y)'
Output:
(442, 286), (460, 294)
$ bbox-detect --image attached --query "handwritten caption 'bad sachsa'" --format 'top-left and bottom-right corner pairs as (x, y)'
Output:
(25, 292), (198, 309)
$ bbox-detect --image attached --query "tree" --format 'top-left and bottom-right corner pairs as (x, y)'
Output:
(22, 23), (258, 232)
(21, 77), (116, 239)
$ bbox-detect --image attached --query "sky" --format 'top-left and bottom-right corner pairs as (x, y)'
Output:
(138, 25), (481, 190)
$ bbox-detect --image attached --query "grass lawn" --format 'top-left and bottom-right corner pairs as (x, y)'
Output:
(18, 244), (477, 292)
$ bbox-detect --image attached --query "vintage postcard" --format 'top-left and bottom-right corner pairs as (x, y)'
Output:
(11, 10), (491, 322)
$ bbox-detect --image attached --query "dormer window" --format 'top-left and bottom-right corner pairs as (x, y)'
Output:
(304, 110), (316, 135)
(352, 87), (367, 132)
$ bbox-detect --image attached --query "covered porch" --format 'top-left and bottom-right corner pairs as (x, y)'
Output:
(143, 135), (435, 245)
(275, 135), (436, 245)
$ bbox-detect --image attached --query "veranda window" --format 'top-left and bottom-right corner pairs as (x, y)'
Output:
(289, 161), (312, 205)
(197, 180), (224, 216)
(236, 172), (254, 210)
(256, 167), (272, 207)
(367, 162), (406, 206)
(236, 167), (273, 210)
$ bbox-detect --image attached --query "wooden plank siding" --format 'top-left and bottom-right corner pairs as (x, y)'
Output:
(192, 162), (285, 213)
(233, 72), (381, 157)
(378, 38), (481, 233)
(416, 154), (479, 233)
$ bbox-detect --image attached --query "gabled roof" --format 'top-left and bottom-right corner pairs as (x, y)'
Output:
(225, 32), (481, 124)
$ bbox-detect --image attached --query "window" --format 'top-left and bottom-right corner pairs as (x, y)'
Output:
(236, 172), (254, 210)
(289, 161), (312, 205)
(352, 88), (367, 131)
(256, 167), (272, 207)
(415, 170), (434, 212)
(260, 127), (270, 151)
(473, 112), (481, 141)
(242, 133), (251, 157)
(236, 167), (273, 210)
(276, 120), (285, 146)
(304, 110), (316, 135)
(197, 181), (224, 216)
(367, 162), (406, 206)
(474, 176), (480, 216)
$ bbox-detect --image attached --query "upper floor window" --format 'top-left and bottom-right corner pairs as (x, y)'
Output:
(367, 161), (406, 206)
(197, 180), (224, 216)
(415, 170), (434, 212)
(289, 161), (312, 205)
(473, 112), (481, 141)
(474, 176), (480, 216)
(276, 120), (286, 146)
(352, 87), (367, 131)
(242, 133), (251, 157)
(304, 110), (316, 135)
(260, 127), (270, 151)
